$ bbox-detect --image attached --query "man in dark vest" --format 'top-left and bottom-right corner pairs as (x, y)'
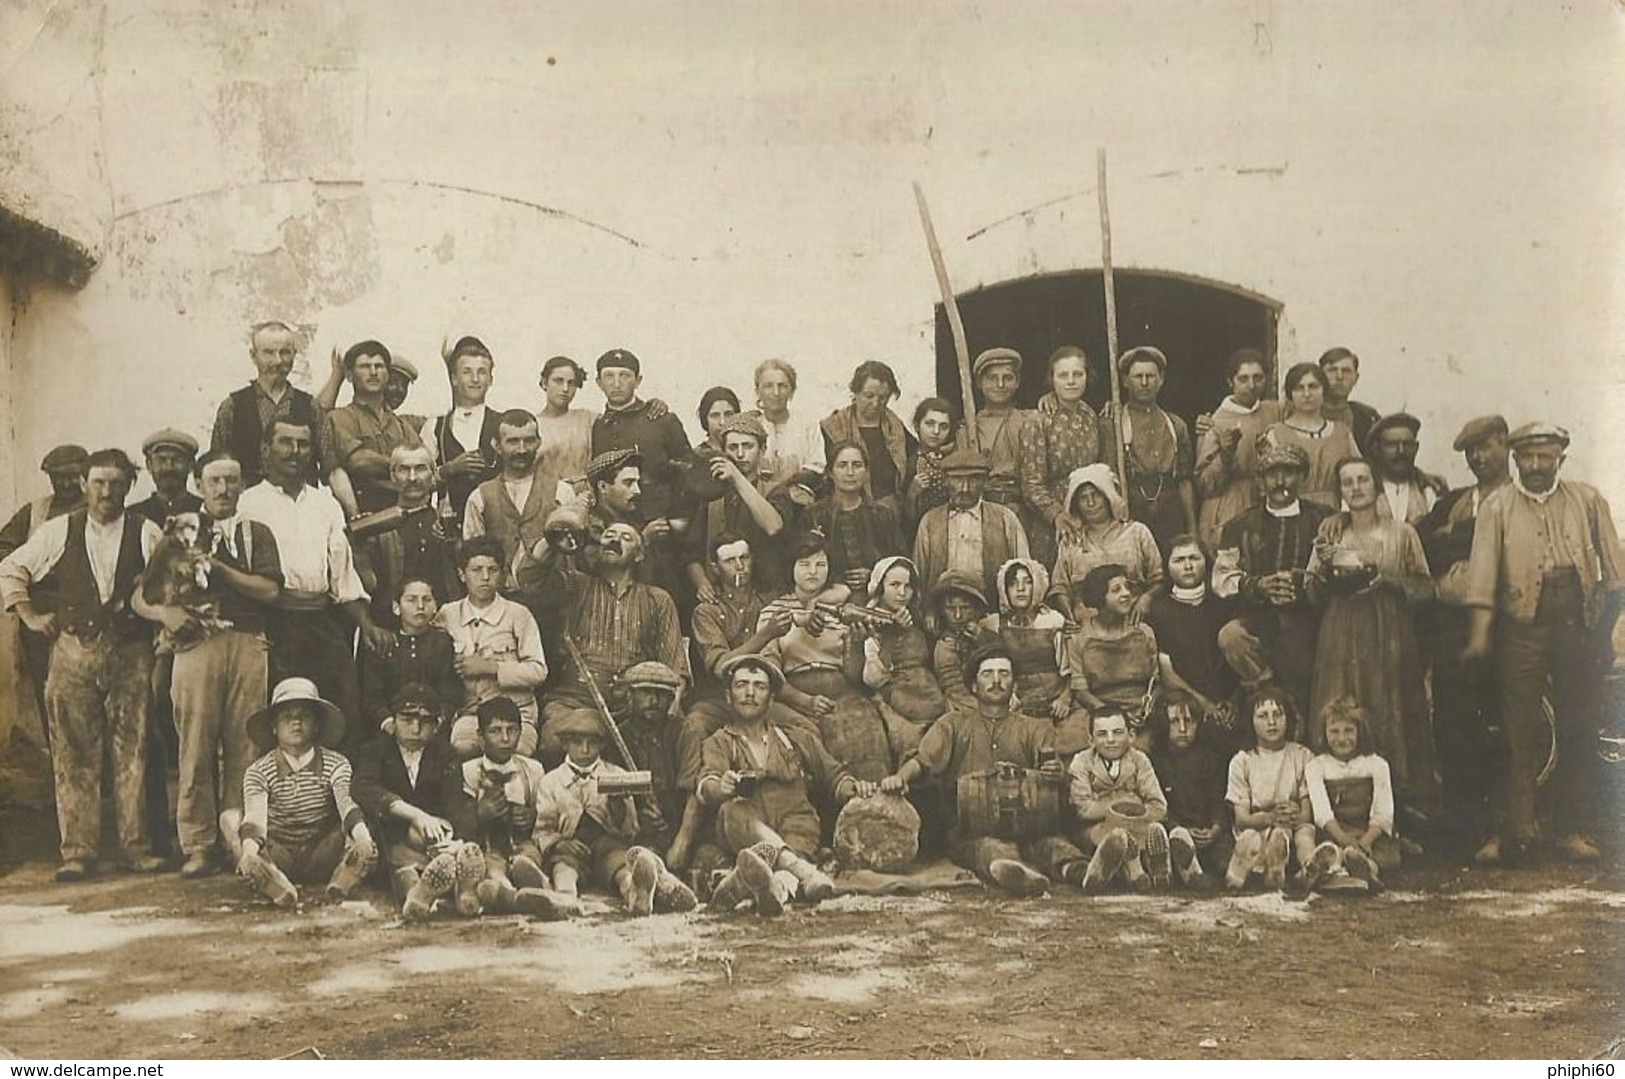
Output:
(462, 409), (560, 585)
(0, 449), (168, 882)
(130, 429), (204, 527)
(134, 449), (283, 879)
(210, 320), (324, 489)
(0, 444), (88, 750)
(422, 335), (502, 520)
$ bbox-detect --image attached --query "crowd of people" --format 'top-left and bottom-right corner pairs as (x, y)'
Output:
(0, 323), (1619, 919)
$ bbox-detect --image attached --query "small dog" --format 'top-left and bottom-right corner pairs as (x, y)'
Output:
(141, 512), (233, 653)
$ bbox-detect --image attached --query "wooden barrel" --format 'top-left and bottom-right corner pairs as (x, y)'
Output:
(956, 765), (1061, 842)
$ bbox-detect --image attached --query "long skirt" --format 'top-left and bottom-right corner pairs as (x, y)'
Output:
(788, 668), (893, 783)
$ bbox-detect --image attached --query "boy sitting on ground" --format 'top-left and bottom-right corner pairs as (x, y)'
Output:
(352, 682), (484, 920)
(222, 678), (378, 908)
(535, 708), (697, 916)
(446, 697), (562, 919)
(1065, 709), (1173, 894)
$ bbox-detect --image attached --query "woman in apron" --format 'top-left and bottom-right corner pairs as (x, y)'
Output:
(979, 559), (1092, 755)
(861, 556), (948, 757)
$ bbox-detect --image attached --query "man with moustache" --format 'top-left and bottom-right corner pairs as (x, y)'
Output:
(1212, 441), (1332, 714)
(590, 350), (694, 527)
(210, 320), (325, 489)
(420, 336), (502, 520)
(355, 444), (462, 629)
(1368, 413), (1447, 526)
(585, 448), (687, 608)
(130, 430), (204, 526)
(134, 449), (282, 878)
(1102, 346), (1197, 553)
(1417, 416), (1512, 859)
(0, 450), (167, 881)
(321, 340), (423, 519)
(463, 409), (560, 584)
(1463, 423), (1624, 866)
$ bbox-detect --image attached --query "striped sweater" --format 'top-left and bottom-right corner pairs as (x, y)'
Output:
(241, 747), (365, 848)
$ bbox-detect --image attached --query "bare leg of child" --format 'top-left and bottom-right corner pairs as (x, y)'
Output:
(1262, 826), (1291, 891)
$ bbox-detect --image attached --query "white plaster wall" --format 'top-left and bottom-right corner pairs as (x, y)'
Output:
(2, 0), (1622, 507)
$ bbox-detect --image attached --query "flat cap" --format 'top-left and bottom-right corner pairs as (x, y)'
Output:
(1452, 414), (1508, 452)
(1366, 413), (1421, 452)
(552, 708), (609, 742)
(390, 682), (443, 717)
(390, 356), (420, 382)
(39, 444), (89, 472)
(718, 653), (786, 696)
(717, 413), (769, 445)
(972, 347), (1023, 379)
(1118, 345), (1168, 376)
(617, 661), (684, 691)
(585, 447), (642, 484)
(596, 348), (641, 375)
(939, 446), (992, 474)
(1256, 439), (1311, 474)
(141, 428), (200, 458)
(1507, 422), (1570, 449)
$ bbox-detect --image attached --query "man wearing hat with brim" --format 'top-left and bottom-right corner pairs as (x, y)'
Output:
(591, 349), (696, 527)
(1213, 438), (1334, 715)
(533, 707), (698, 917)
(221, 677), (377, 907)
(383, 353), (419, 415)
(1103, 345), (1197, 553)
(1463, 423), (1624, 866)
(684, 413), (795, 603)
(912, 445), (1030, 607)
(130, 429), (203, 527)
(697, 654), (868, 915)
(0, 444), (88, 752)
(1415, 415), (1511, 859)
(1366, 412), (1446, 526)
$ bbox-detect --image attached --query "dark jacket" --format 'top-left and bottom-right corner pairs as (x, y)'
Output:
(352, 736), (456, 829)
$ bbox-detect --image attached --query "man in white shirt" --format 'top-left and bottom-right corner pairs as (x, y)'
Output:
(240, 419), (394, 749)
(0, 449), (166, 882)
(750, 358), (825, 490)
(420, 336), (502, 520)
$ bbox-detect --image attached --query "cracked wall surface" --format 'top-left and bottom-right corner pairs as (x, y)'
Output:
(1, 0), (1623, 512)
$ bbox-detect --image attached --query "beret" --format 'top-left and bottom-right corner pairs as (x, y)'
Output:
(972, 347), (1023, 379)
(585, 447), (642, 483)
(596, 349), (640, 375)
(1507, 422), (1570, 449)
(141, 428), (199, 458)
(717, 413), (769, 445)
(1451, 415), (1508, 452)
(39, 444), (89, 472)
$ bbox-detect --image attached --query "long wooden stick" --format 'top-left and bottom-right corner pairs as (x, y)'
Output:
(913, 181), (979, 451)
(563, 634), (640, 770)
(1097, 149), (1127, 485)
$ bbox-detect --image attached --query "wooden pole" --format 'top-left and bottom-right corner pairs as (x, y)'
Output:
(913, 181), (979, 451)
(1098, 148), (1127, 485)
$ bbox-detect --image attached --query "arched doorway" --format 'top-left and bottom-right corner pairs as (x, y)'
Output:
(934, 269), (1282, 428)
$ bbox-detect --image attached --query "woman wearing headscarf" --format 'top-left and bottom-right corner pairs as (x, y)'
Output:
(979, 558), (1090, 752)
(1049, 464), (1163, 623)
(861, 556), (947, 756)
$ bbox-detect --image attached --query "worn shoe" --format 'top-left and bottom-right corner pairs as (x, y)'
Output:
(180, 851), (217, 880)
(1081, 830), (1130, 895)
(784, 856), (837, 904)
(1169, 831), (1198, 881)
(124, 855), (168, 874)
(654, 871), (699, 913)
(1473, 837), (1502, 866)
(705, 868), (751, 914)
(514, 887), (569, 920)
(453, 843), (487, 916)
(627, 848), (661, 917)
(1058, 859), (1089, 888)
(54, 859), (93, 883)
(1262, 829), (1291, 892)
(1225, 831), (1262, 890)
(510, 853), (549, 890)
(325, 839), (378, 901)
(1142, 824), (1172, 890)
(988, 858), (1050, 897)
(1555, 834), (1602, 864)
(242, 852), (298, 908)
(1286, 842), (1339, 899)
(734, 847), (782, 916)
(1342, 848), (1384, 895)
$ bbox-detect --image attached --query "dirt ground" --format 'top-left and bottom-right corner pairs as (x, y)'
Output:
(1, 784), (1622, 1063)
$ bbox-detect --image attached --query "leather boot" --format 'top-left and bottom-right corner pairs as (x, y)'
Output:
(1081, 830), (1129, 895)
(510, 853), (549, 890)
(654, 871), (698, 913)
(242, 850), (298, 908)
(779, 853), (836, 904)
(1262, 828), (1291, 892)
(453, 843), (487, 916)
(625, 847), (662, 917)
(326, 837), (378, 901)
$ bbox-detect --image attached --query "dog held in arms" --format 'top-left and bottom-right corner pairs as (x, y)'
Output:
(141, 513), (233, 653)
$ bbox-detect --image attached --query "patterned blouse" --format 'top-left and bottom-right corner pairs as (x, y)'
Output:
(1019, 401), (1106, 528)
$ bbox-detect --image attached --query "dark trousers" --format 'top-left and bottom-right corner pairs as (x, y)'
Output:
(1431, 609), (1501, 837)
(1495, 573), (1604, 842)
(267, 607), (361, 749)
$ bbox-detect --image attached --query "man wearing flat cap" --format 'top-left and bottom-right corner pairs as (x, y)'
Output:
(1416, 415), (1511, 859)
(0, 444), (88, 749)
(970, 348), (1041, 540)
(684, 413), (795, 602)
(1103, 346), (1197, 552)
(591, 349), (695, 526)
(585, 447), (687, 609)
(1367, 413), (1445, 526)
(913, 446), (1030, 604)
(1463, 423), (1624, 865)
(1212, 438), (1333, 714)
(130, 429), (203, 526)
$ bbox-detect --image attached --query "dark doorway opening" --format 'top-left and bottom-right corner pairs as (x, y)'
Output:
(934, 270), (1282, 429)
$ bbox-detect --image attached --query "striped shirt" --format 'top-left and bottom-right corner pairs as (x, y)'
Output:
(241, 746), (365, 848)
(558, 569), (684, 688)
